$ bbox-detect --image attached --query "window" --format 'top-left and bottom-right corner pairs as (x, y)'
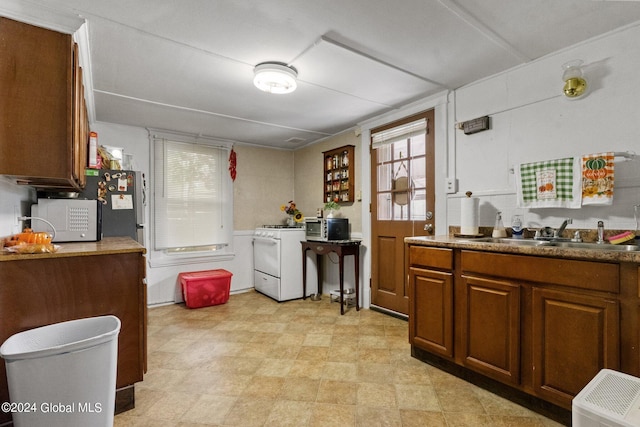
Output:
(372, 118), (428, 221)
(151, 131), (233, 255)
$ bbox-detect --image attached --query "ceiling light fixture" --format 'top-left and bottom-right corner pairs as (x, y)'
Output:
(562, 59), (587, 99)
(253, 62), (298, 94)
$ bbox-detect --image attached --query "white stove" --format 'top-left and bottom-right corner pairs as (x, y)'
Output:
(253, 225), (305, 301)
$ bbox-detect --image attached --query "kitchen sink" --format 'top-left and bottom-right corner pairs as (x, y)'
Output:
(466, 237), (552, 247)
(462, 237), (639, 252)
(550, 241), (640, 252)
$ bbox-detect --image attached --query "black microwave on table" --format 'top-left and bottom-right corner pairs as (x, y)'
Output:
(305, 218), (349, 241)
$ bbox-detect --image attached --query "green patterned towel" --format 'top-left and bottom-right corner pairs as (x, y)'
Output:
(516, 157), (581, 208)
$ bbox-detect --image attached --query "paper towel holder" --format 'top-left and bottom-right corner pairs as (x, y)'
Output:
(454, 191), (484, 238)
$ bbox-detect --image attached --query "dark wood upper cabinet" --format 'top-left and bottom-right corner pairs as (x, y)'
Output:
(0, 17), (88, 190)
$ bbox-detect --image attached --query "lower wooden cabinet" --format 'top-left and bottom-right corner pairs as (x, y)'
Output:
(409, 266), (454, 357)
(408, 243), (636, 412)
(461, 275), (521, 385)
(532, 287), (619, 407)
(0, 239), (146, 425)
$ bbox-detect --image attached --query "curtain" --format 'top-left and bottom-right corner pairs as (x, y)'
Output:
(371, 118), (427, 149)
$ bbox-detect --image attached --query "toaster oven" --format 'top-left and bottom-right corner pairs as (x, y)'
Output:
(305, 217), (349, 241)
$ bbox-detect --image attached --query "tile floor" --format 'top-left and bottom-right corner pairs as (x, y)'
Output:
(114, 290), (565, 426)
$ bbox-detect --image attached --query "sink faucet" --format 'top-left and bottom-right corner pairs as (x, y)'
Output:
(572, 230), (583, 242)
(554, 218), (573, 238)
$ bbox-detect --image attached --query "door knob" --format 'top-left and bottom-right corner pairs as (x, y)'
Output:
(424, 224), (433, 233)
(426, 211), (433, 220)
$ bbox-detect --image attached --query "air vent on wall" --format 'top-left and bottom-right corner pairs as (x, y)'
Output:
(286, 137), (307, 144)
(458, 116), (490, 135)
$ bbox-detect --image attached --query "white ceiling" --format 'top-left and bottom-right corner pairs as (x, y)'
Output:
(4, 0), (640, 148)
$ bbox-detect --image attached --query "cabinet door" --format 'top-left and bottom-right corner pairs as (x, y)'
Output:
(0, 18), (83, 190)
(461, 275), (521, 385)
(72, 42), (87, 188)
(532, 287), (619, 408)
(409, 267), (453, 357)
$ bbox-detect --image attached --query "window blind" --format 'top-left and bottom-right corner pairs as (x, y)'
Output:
(371, 118), (427, 149)
(153, 138), (231, 251)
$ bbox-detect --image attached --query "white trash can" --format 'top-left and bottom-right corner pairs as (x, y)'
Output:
(0, 316), (121, 427)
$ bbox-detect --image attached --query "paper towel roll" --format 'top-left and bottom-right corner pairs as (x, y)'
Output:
(461, 196), (479, 235)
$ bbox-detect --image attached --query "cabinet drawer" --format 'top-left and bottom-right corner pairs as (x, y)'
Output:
(461, 250), (619, 293)
(409, 246), (453, 270)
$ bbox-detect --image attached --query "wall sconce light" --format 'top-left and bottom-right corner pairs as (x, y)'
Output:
(562, 60), (587, 99)
(253, 62), (298, 94)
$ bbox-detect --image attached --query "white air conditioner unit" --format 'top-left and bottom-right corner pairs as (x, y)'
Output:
(573, 369), (640, 427)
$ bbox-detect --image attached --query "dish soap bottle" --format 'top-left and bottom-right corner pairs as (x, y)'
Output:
(492, 211), (507, 238)
(511, 214), (524, 239)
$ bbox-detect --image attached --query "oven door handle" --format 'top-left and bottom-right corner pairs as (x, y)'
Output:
(252, 237), (279, 245)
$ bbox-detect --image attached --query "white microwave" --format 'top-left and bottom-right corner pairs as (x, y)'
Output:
(305, 217), (349, 241)
(31, 199), (102, 242)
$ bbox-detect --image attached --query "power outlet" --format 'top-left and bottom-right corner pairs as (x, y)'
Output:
(446, 178), (457, 194)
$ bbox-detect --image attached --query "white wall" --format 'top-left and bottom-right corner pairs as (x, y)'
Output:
(447, 23), (640, 234)
(0, 177), (34, 238)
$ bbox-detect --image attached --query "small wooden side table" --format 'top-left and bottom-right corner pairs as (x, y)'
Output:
(301, 240), (361, 314)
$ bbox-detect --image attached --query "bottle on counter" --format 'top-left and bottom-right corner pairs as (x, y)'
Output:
(511, 214), (524, 239)
(492, 211), (507, 238)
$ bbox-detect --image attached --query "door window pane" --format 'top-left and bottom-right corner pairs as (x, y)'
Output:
(377, 163), (392, 192)
(410, 133), (426, 156)
(377, 193), (392, 220)
(377, 144), (392, 163)
(410, 188), (427, 220)
(393, 140), (407, 161)
(410, 157), (426, 188)
(393, 200), (408, 220)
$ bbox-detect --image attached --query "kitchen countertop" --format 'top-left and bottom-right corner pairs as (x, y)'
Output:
(0, 237), (146, 261)
(405, 235), (640, 263)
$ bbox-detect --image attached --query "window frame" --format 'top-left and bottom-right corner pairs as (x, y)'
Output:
(148, 129), (234, 265)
